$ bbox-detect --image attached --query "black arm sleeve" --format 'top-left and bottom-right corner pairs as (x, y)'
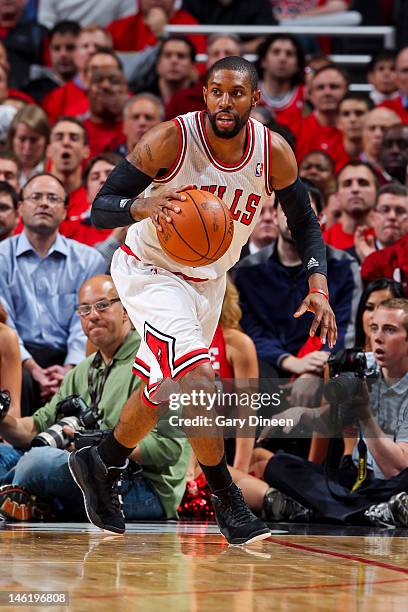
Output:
(91, 158), (153, 229)
(275, 177), (327, 278)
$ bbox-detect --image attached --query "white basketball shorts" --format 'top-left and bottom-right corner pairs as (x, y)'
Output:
(111, 245), (226, 407)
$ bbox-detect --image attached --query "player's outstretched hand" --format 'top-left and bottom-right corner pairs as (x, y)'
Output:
(294, 292), (337, 348)
(147, 184), (194, 231)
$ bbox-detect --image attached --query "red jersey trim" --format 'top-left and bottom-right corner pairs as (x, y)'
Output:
(263, 126), (273, 196)
(120, 244), (210, 282)
(154, 116), (187, 184)
(195, 111), (255, 172)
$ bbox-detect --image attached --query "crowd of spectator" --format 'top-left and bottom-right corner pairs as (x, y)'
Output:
(0, 0), (408, 528)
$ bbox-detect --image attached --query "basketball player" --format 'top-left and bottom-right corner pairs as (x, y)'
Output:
(69, 57), (337, 544)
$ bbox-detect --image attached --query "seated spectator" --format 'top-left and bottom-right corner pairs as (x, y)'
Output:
(353, 183), (408, 263)
(165, 33), (242, 119)
(7, 105), (50, 187)
(323, 161), (378, 251)
(0, 274), (190, 522)
(0, 0), (48, 90)
(296, 64), (348, 164)
(122, 94), (163, 155)
(182, 0), (277, 53)
(108, 0), (206, 55)
(361, 107), (401, 185)
(45, 117), (96, 244)
(234, 185), (361, 381)
(0, 180), (18, 241)
(64, 152), (120, 249)
(380, 47), (408, 124)
(256, 34), (305, 138)
(299, 150), (335, 199)
(0, 153), (19, 190)
(133, 36), (197, 107)
(24, 21), (80, 104)
(336, 93), (373, 173)
(239, 192), (277, 259)
(82, 49), (128, 158)
(0, 173), (105, 416)
(254, 299), (408, 527)
(38, 0), (135, 29)
(379, 124), (408, 185)
(0, 301), (21, 417)
(361, 234), (408, 297)
(368, 50), (398, 106)
(354, 278), (405, 351)
(42, 25), (113, 125)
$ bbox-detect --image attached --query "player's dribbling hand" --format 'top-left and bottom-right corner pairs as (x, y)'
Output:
(294, 293), (337, 349)
(147, 184), (194, 231)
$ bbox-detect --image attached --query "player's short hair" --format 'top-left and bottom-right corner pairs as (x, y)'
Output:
(0, 180), (18, 209)
(206, 56), (258, 92)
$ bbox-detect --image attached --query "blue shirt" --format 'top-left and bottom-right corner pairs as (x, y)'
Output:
(0, 231), (105, 365)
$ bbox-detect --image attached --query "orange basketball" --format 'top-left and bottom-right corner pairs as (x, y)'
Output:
(157, 189), (234, 267)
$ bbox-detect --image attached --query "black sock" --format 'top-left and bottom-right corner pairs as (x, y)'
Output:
(98, 431), (134, 467)
(198, 455), (233, 494)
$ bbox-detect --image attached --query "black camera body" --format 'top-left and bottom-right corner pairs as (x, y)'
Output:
(31, 395), (100, 449)
(0, 390), (11, 421)
(324, 349), (378, 426)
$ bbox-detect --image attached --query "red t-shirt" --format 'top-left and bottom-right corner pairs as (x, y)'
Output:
(83, 118), (125, 158)
(209, 324), (234, 379)
(361, 234), (408, 296)
(165, 80), (205, 120)
(107, 10), (206, 54)
(296, 112), (343, 164)
(323, 222), (375, 250)
(42, 80), (89, 126)
(58, 186), (112, 246)
(260, 85), (304, 138)
(379, 96), (408, 124)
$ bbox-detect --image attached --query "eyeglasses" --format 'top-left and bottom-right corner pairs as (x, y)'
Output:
(76, 298), (121, 317)
(375, 205), (408, 217)
(24, 192), (65, 205)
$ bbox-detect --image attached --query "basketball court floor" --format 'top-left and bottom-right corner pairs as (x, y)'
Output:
(1, 521), (408, 611)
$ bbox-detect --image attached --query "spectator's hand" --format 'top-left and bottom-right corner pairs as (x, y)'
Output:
(257, 406), (312, 440)
(112, 226), (130, 245)
(354, 226), (376, 262)
(62, 425), (76, 452)
(287, 373), (323, 406)
(31, 365), (55, 400)
(145, 7), (168, 37)
(44, 364), (72, 383)
(294, 292), (337, 348)
(289, 351), (329, 376)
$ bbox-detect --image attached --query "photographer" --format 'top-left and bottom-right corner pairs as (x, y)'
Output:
(252, 298), (408, 527)
(0, 275), (190, 523)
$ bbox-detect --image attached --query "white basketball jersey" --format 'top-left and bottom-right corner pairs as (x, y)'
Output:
(125, 111), (273, 280)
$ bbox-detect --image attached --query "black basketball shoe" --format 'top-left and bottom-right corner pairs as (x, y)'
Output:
(68, 446), (127, 534)
(211, 483), (271, 545)
(262, 487), (314, 523)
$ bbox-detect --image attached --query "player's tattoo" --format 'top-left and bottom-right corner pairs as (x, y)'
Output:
(145, 144), (153, 162)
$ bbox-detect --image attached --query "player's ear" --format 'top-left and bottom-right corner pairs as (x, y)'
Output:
(252, 89), (261, 108)
(203, 85), (207, 104)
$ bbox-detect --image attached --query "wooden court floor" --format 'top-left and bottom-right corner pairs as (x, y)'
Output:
(1, 521), (408, 611)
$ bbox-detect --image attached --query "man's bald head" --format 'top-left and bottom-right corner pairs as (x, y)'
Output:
(79, 275), (118, 302)
(362, 107), (402, 160)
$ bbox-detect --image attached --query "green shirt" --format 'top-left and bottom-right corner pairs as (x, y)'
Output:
(32, 331), (190, 518)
